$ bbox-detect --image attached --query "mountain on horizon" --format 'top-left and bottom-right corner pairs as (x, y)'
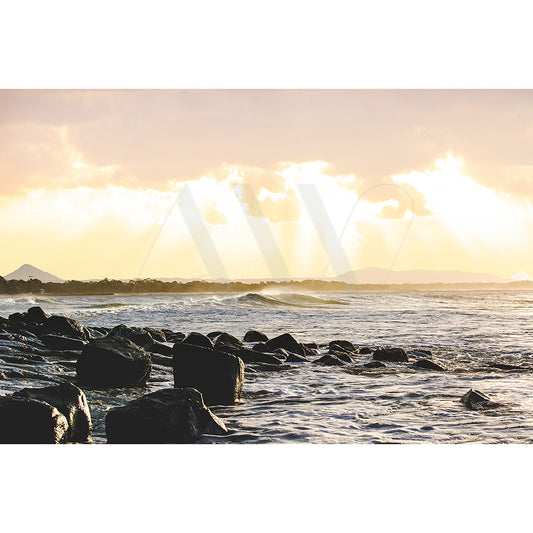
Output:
(334, 267), (509, 284)
(511, 271), (533, 281)
(4, 264), (64, 283)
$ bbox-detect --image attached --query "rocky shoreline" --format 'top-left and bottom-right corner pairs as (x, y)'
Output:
(0, 306), (520, 444)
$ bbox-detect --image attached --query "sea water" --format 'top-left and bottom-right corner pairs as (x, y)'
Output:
(1, 289), (532, 443)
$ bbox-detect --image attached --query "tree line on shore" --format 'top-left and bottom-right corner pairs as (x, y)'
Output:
(0, 276), (357, 295)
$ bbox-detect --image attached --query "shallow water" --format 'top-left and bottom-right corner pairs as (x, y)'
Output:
(1, 289), (533, 443)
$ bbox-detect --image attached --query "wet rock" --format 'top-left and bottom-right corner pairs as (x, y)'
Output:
(243, 330), (268, 342)
(460, 389), (499, 410)
(413, 359), (445, 371)
(76, 336), (152, 388)
(412, 349), (432, 356)
(165, 332), (185, 343)
(232, 348), (283, 365)
(252, 342), (268, 352)
(329, 340), (356, 353)
(206, 331), (225, 340)
(105, 388), (227, 444)
(12, 383), (92, 442)
(359, 347), (373, 355)
(330, 351), (353, 363)
(41, 315), (89, 341)
(107, 325), (154, 348)
(264, 333), (305, 356)
(301, 344), (318, 356)
(26, 306), (48, 325)
(172, 343), (244, 405)
(181, 332), (214, 349)
(364, 361), (386, 368)
(373, 347), (409, 362)
(313, 354), (346, 366)
(285, 352), (308, 363)
(0, 396), (69, 443)
(214, 333), (244, 351)
(41, 334), (86, 351)
(147, 341), (173, 357)
(144, 328), (166, 343)
(487, 362), (525, 371)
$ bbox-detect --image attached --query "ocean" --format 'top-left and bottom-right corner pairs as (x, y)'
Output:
(1, 289), (533, 443)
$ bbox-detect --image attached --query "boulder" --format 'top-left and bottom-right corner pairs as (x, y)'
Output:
(413, 359), (445, 371)
(313, 354), (346, 366)
(214, 332), (244, 350)
(41, 315), (89, 341)
(41, 334), (86, 351)
(330, 351), (353, 363)
(233, 347), (283, 365)
(460, 389), (499, 410)
(364, 361), (386, 369)
(165, 332), (185, 343)
(264, 333), (305, 356)
(359, 347), (373, 355)
(105, 388), (227, 444)
(206, 331), (225, 340)
(147, 341), (173, 357)
(12, 383), (92, 442)
(144, 328), (166, 343)
(285, 352), (308, 363)
(243, 330), (268, 342)
(252, 342), (268, 352)
(373, 347), (409, 362)
(172, 343), (244, 405)
(0, 396), (69, 443)
(26, 306), (48, 325)
(107, 325), (153, 348)
(329, 340), (356, 353)
(181, 332), (214, 349)
(76, 336), (152, 388)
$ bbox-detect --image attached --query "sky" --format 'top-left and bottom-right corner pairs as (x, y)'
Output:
(1, 89), (533, 281)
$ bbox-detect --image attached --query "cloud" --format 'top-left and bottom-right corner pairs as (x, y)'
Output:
(2, 89), (533, 201)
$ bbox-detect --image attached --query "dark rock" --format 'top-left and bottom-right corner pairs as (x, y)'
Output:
(165, 332), (185, 343)
(303, 342), (318, 350)
(285, 352), (308, 363)
(272, 348), (289, 360)
(41, 315), (89, 341)
(412, 349), (432, 356)
(144, 328), (166, 343)
(76, 337), (152, 388)
(107, 325), (153, 348)
(329, 340), (356, 353)
(487, 362), (525, 371)
(41, 334), (86, 351)
(460, 389), (499, 410)
(214, 333), (244, 352)
(172, 343), (244, 405)
(413, 359), (445, 371)
(26, 306), (48, 325)
(359, 347), (373, 355)
(364, 361), (386, 368)
(330, 351), (353, 363)
(373, 347), (409, 362)
(264, 333), (305, 356)
(252, 342), (268, 352)
(12, 383), (91, 442)
(147, 341), (173, 357)
(0, 396), (69, 443)
(243, 330), (268, 342)
(232, 348), (283, 365)
(181, 332), (214, 349)
(105, 388), (227, 444)
(313, 354), (346, 366)
(206, 331), (225, 340)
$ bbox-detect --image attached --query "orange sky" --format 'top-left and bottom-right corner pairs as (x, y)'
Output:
(1, 89), (533, 280)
